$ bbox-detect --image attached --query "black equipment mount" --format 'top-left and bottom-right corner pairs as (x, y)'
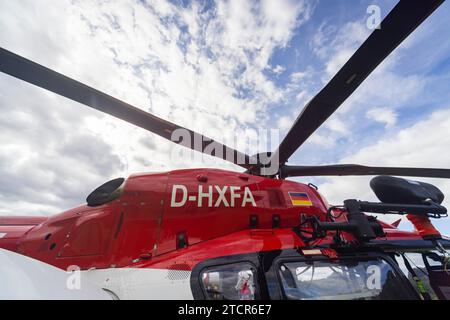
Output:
(293, 199), (448, 243)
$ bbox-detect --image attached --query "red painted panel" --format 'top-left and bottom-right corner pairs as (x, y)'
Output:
(0, 216), (47, 225)
(0, 225), (37, 251)
(110, 172), (167, 266)
(156, 169), (267, 255)
(136, 229), (310, 270)
(255, 178), (328, 228)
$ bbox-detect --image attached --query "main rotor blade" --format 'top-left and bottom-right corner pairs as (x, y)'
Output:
(0, 48), (256, 169)
(280, 164), (450, 179)
(271, 0), (444, 167)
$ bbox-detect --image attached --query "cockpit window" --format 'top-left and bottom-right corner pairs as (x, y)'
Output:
(200, 263), (258, 300)
(278, 258), (411, 300)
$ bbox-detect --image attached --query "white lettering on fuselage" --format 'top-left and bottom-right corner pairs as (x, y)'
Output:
(170, 184), (257, 208)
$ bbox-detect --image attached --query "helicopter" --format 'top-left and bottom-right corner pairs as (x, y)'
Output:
(0, 0), (450, 300)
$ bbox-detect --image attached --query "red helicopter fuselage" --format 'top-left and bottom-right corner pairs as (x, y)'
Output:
(0, 168), (435, 299)
(0, 168), (418, 268)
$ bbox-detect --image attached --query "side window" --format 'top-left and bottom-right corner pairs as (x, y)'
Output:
(394, 251), (450, 300)
(394, 253), (437, 299)
(200, 263), (259, 300)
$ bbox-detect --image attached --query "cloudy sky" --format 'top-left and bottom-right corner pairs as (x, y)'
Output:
(1, 0), (450, 234)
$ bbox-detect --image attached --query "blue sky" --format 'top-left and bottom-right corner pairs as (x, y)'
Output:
(0, 0), (450, 234)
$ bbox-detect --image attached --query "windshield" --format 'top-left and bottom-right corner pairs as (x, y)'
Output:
(279, 258), (412, 300)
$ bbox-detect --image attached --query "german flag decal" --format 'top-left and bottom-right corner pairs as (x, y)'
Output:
(288, 192), (313, 206)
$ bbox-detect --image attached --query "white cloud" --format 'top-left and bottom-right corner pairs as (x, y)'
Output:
(366, 107), (398, 128)
(272, 65), (286, 75)
(295, 90), (308, 103)
(325, 48), (355, 78)
(303, 115), (350, 149)
(290, 71), (307, 82)
(326, 117), (349, 136)
(277, 116), (293, 132)
(307, 133), (336, 149)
